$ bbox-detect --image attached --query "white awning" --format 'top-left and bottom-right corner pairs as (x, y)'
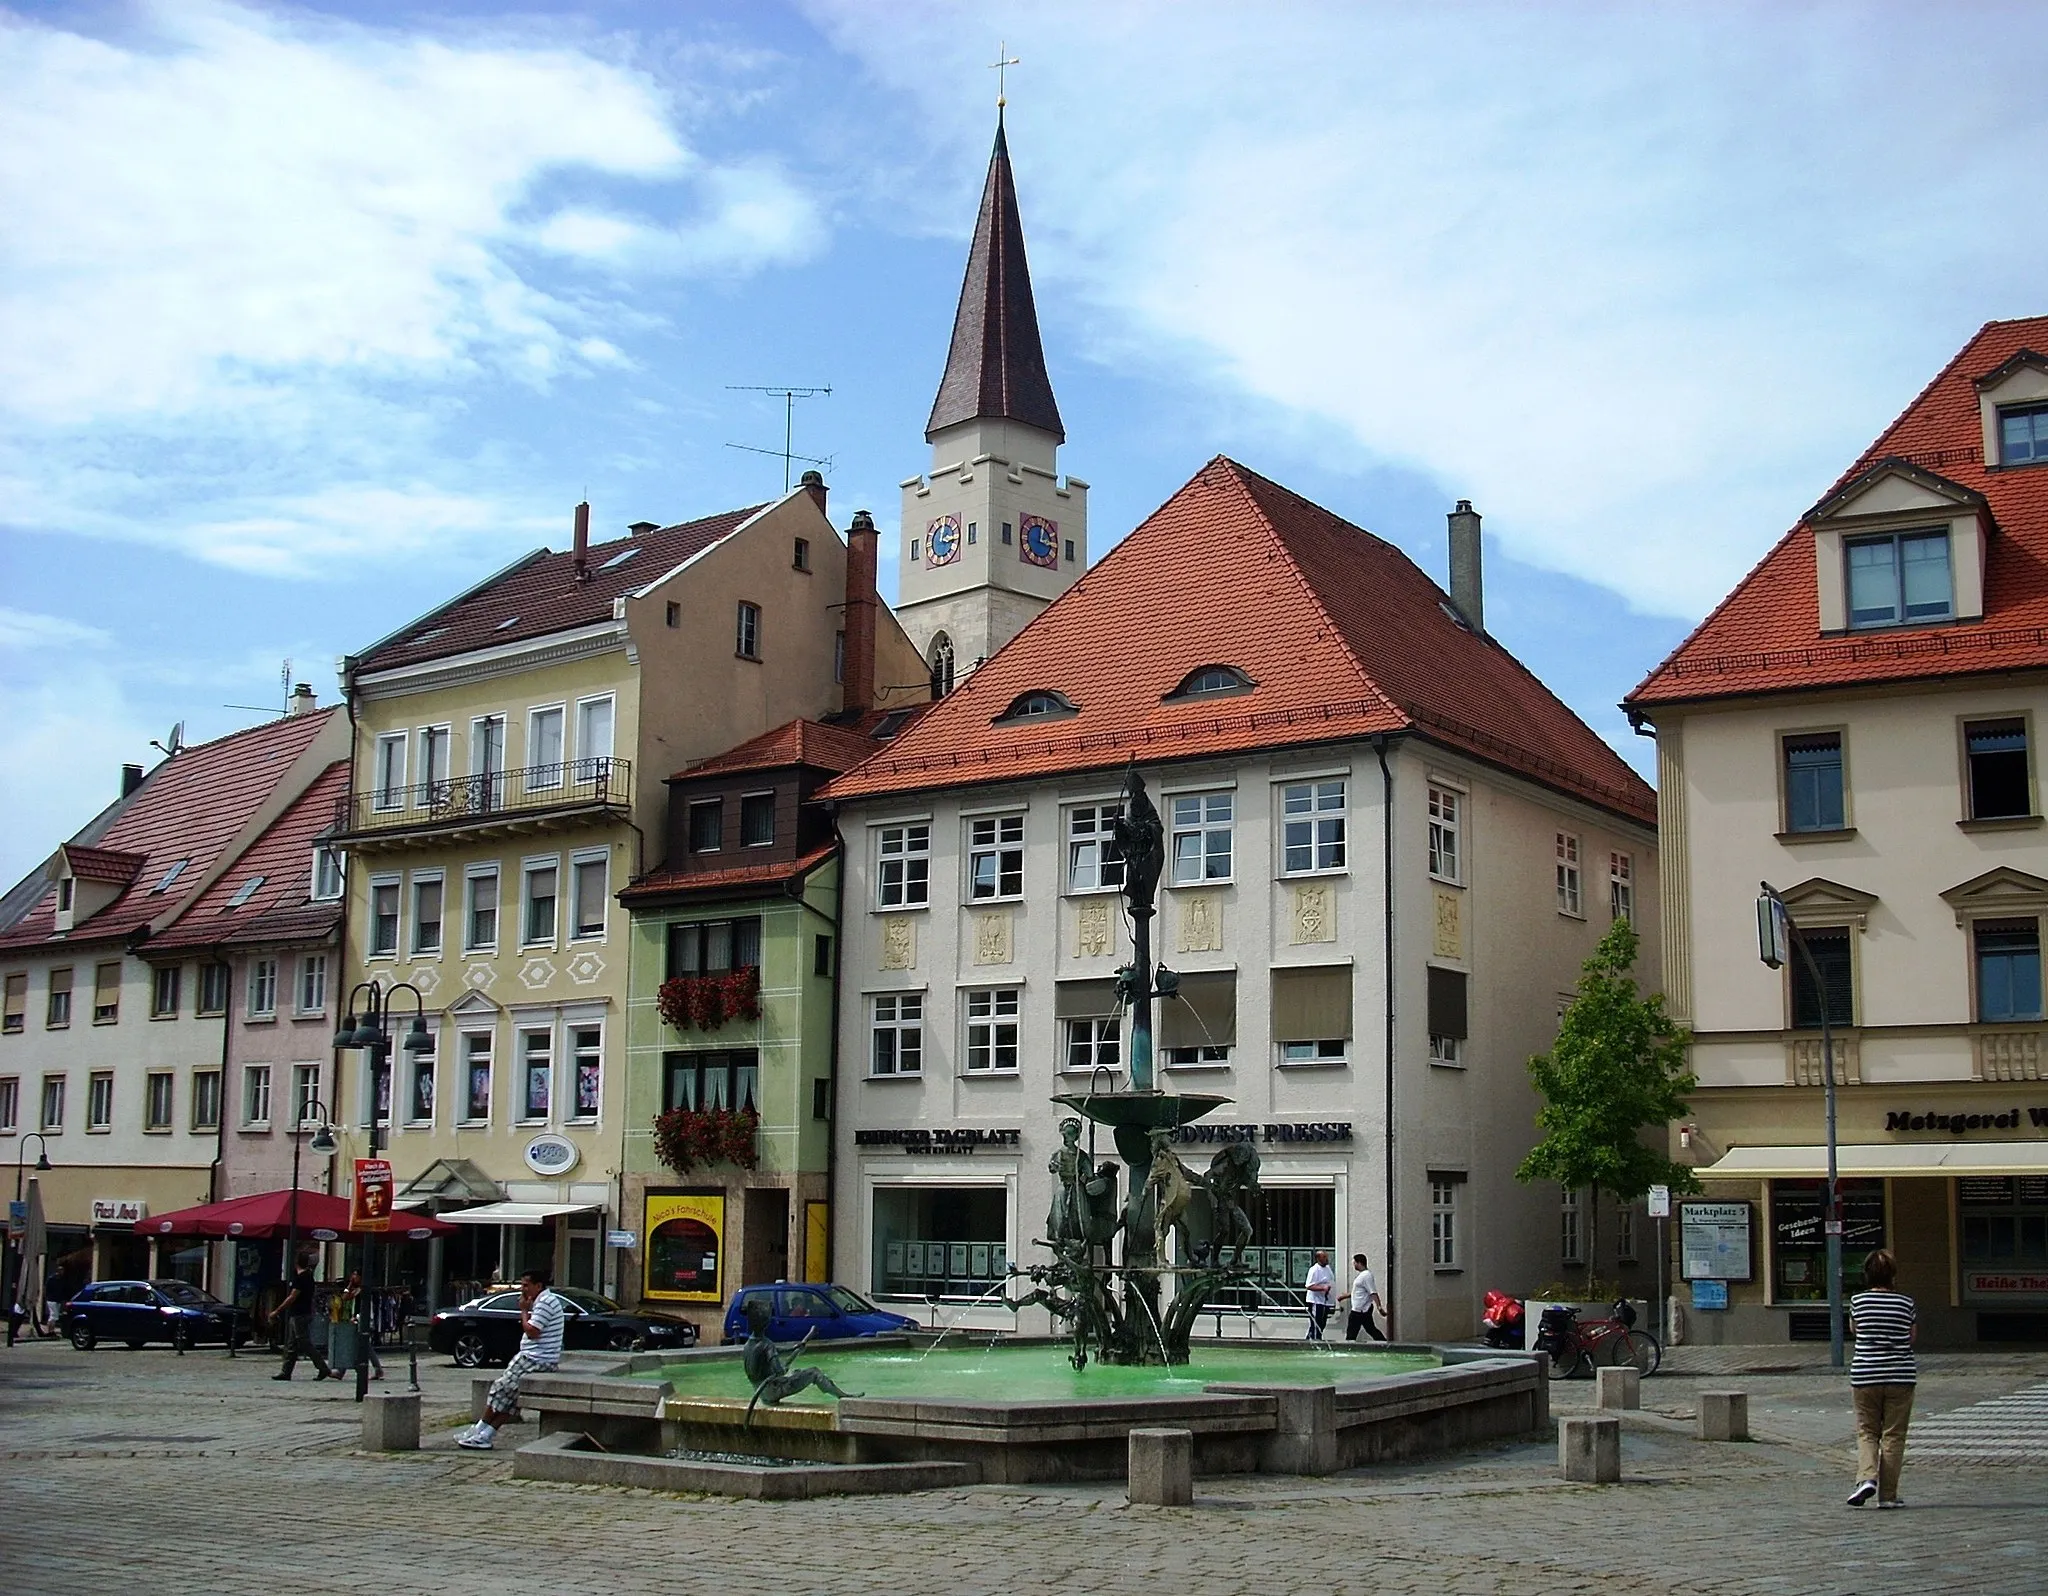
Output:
(436, 1201), (602, 1227)
(1698, 1142), (2048, 1180)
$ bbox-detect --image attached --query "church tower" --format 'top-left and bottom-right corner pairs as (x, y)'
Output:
(898, 118), (1087, 693)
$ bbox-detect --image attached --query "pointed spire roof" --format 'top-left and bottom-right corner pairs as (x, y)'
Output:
(926, 120), (1065, 443)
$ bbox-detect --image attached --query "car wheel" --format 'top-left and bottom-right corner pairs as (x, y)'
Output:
(608, 1329), (647, 1352)
(452, 1331), (489, 1369)
(69, 1325), (96, 1351)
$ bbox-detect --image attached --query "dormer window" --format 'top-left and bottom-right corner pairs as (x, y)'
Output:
(1846, 530), (1952, 629)
(57, 879), (74, 912)
(996, 690), (1078, 723)
(2000, 402), (2048, 466)
(1165, 665), (1254, 701)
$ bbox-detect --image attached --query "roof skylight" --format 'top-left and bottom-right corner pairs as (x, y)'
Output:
(151, 859), (190, 893)
(995, 689), (1079, 724)
(600, 547), (640, 571)
(226, 875), (266, 908)
(496, 615), (521, 631)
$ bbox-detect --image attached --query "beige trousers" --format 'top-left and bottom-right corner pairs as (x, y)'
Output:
(1852, 1383), (1915, 1501)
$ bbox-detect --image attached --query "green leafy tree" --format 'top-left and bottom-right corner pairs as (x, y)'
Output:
(1517, 918), (1697, 1290)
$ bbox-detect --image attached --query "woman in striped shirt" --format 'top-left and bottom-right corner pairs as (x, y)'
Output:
(1846, 1249), (1916, 1508)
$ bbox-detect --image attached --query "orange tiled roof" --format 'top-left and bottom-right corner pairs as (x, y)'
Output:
(150, 762), (351, 952)
(824, 457), (1655, 824)
(619, 842), (838, 905)
(1629, 316), (2048, 710)
(61, 844), (145, 885)
(674, 716), (917, 783)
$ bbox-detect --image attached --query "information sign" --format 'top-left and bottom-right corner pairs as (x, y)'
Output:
(1679, 1200), (1753, 1281)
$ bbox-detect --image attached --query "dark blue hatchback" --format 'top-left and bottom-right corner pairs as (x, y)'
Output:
(720, 1282), (919, 1345)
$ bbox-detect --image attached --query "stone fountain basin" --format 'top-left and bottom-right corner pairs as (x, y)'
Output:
(1051, 1090), (1231, 1130)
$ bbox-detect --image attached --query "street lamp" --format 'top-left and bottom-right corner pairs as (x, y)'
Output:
(284, 1097), (338, 1280)
(1759, 882), (1845, 1370)
(7, 1134), (52, 1343)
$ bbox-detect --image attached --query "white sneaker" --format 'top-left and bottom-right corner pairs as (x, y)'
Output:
(1846, 1480), (1877, 1507)
(456, 1426), (494, 1450)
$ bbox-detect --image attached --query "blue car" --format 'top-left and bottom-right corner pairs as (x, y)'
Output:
(59, 1279), (248, 1350)
(721, 1282), (919, 1345)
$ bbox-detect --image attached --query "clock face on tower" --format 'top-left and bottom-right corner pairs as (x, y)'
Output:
(1020, 513), (1060, 570)
(926, 513), (962, 567)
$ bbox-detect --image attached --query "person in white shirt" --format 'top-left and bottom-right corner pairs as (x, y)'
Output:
(1345, 1253), (1387, 1342)
(459, 1269), (565, 1450)
(1302, 1250), (1336, 1341)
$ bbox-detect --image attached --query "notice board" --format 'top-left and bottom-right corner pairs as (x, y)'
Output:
(1680, 1200), (1753, 1281)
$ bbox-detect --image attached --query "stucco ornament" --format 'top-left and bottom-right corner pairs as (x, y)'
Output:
(972, 911), (1014, 966)
(518, 957), (556, 990)
(1433, 888), (1462, 960)
(464, 963), (496, 991)
(1292, 883), (1335, 944)
(879, 916), (916, 971)
(1176, 891), (1222, 953)
(407, 964), (442, 997)
(1073, 899), (1112, 957)
(566, 950), (605, 986)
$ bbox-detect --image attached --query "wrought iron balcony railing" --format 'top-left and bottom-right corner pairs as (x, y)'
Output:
(337, 757), (631, 840)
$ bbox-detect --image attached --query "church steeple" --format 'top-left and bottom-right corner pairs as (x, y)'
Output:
(925, 122), (1065, 444)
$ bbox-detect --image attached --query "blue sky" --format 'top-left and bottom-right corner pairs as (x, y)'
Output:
(3, 1), (2046, 887)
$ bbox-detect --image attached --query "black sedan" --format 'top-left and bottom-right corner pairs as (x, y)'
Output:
(60, 1280), (248, 1350)
(427, 1286), (698, 1366)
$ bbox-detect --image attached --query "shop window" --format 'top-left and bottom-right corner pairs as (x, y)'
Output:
(145, 1071), (173, 1131)
(1554, 832), (1582, 917)
(869, 995), (922, 1077)
(1066, 803), (1125, 892)
(197, 963), (229, 1016)
(665, 917), (761, 977)
(741, 792), (776, 848)
(1771, 1179), (1884, 1301)
(1965, 718), (2032, 819)
(519, 1032), (552, 1121)
(1212, 1188), (1338, 1311)
(1427, 785), (1461, 883)
(93, 962), (121, 1024)
(663, 1048), (758, 1112)
(1790, 926), (1855, 1029)
(151, 965), (180, 1019)
(569, 1027), (601, 1121)
(645, 1197), (723, 1301)
(2, 973), (22, 1033)
(1170, 791), (1234, 884)
(462, 1034), (492, 1122)
(1280, 780), (1346, 874)
(876, 824), (930, 909)
(1975, 920), (2043, 1022)
(871, 1186), (1007, 1300)
(1959, 1178), (2048, 1300)
(967, 814), (1025, 900)
(408, 1041), (435, 1124)
(963, 987), (1020, 1073)
(46, 967), (71, 1029)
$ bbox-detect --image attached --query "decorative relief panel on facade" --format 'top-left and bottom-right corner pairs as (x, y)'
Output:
(464, 963), (496, 991)
(1073, 899), (1112, 958)
(1291, 884), (1336, 945)
(566, 951), (605, 986)
(518, 957), (556, 991)
(1432, 888), (1462, 961)
(1788, 1035), (1861, 1087)
(1176, 891), (1222, 953)
(880, 916), (917, 971)
(1975, 1030), (2042, 1082)
(408, 964), (442, 997)
(972, 911), (1014, 966)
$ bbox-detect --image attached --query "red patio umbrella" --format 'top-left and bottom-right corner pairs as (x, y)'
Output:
(145, 1188), (454, 1243)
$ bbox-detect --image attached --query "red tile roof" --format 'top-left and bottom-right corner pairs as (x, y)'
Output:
(61, 845), (145, 885)
(350, 505), (765, 675)
(673, 715), (919, 782)
(1629, 316), (2048, 710)
(824, 457), (1656, 824)
(150, 761), (351, 952)
(618, 842), (838, 905)
(0, 710), (339, 953)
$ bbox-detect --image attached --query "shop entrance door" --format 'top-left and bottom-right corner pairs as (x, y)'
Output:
(744, 1188), (789, 1288)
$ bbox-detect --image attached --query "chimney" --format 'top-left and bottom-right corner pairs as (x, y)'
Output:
(1447, 499), (1484, 634)
(843, 509), (879, 715)
(573, 501), (591, 584)
(627, 521), (659, 537)
(120, 763), (144, 798)
(288, 682), (317, 717)
(800, 468), (828, 518)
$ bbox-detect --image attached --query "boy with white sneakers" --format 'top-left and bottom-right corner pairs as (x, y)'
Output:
(457, 1268), (563, 1451)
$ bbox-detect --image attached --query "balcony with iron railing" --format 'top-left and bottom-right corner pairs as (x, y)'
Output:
(335, 757), (631, 847)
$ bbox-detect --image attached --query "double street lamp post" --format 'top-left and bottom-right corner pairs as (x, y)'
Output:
(8, 1134), (52, 1342)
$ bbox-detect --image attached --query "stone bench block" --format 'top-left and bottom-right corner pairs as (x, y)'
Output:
(1127, 1427), (1193, 1507)
(1558, 1414), (1620, 1483)
(1596, 1366), (1640, 1411)
(1698, 1389), (1748, 1441)
(362, 1391), (420, 1452)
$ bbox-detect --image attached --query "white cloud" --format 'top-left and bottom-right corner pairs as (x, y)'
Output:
(0, 608), (113, 650)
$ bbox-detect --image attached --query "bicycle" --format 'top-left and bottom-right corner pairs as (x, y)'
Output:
(1533, 1300), (1661, 1380)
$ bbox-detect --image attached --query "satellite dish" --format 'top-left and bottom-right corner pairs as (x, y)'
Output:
(149, 721), (186, 759)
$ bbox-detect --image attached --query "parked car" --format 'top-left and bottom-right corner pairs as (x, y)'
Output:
(60, 1280), (248, 1350)
(720, 1282), (921, 1345)
(428, 1286), (699, 1367)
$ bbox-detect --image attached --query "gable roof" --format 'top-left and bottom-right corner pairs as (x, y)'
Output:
(824, 457), (1655, 825)
(61, 845), (145, 885)
(149, 761), (351, 952)
(673, 715), (916, 784)
(1629, 316), (2048, 711)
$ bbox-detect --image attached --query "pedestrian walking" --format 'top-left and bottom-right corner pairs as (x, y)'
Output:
(341, 1270), (384, 1380)
(271, 1252), (332, 1382)
(1846, 1249), (1916, 1509)
(1303, 1249), (1336, 1341)
(1345, 1252), (1387, 1342)
(457, 1269), (563, 1450)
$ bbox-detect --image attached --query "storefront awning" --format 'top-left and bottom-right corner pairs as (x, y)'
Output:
(1698, 1142), (2048, 1179)
(435, 1201), (601, 1227)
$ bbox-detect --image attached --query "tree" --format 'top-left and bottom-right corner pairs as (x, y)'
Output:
(1516, 918), (1697, 1290)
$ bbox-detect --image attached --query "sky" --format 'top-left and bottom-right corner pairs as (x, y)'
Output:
(3, 0), (2046, 887)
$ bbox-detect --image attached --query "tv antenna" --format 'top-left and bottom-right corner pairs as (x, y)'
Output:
(225, 659), (295, 716)
(726, 384), (833, 492)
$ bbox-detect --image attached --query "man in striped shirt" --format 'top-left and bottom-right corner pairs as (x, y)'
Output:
(458, 1269), (565, 1451)
(1846, 1249), (1916, 1508)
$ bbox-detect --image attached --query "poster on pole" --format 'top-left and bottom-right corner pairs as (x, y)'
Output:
(350, 1159), (393, 1232)
(1679, 1200), (1753, 1281)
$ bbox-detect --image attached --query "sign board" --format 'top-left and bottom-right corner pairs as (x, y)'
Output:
(1680, 1200), (1754, 1281)
(1691, 1279), (1729, 1310)
(1770, 1179), (1884, 1253)
(605, 1230), (636, 1249)
(350, 1159), (393, 1232)
(90, 1199), (146, 1225)
(523, 1133), (580, 1176)
(1647, 1185), (1671, 1219)
(309, 1228), (339, 1242)
(6, 1201), (25, 1242)
(643, 1193), (724, 1303)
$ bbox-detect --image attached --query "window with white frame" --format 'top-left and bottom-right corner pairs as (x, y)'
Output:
(297, 955), (327, 1015)
(145, 1072), (173, 1131)
(465, 867), (499, 951)
(1609, 852), (1633, 922)
(528, 705), (565, 789)
(151, 964), (180, 1018)
(571, 854), (608, 939)
(1066, 804), (1124, 892)
(870, 995), (923, 1076)
(523, 861), (559, 945)
(45, 967), (71, 1028)
(40, 1074), (65, 1131)
(1431, 1178), (1459, 1267)
(688, 798), (723, 853)
(1560, 1188), (1584, 1264)
(967, 814), (1025, 900)
(247, 958), (277, 1018)
(0, 1076), (15, 1131)
(472, 715), (507, 808)
(408, 1036), (435, 1124)
(1427, 966), (1466, 1066)
(192, 1070), (220, 1131)
(964, 988), (1020, 1073)
(417, 724), (451, 800)
(311, 844), (344, 902)
(740, 792), (776, 847)
(1280, 780), (1346, 874)
(576, 696), (615, 773)
(370, 878), (401, 957)
(87, 1071), (113, 1131)
(373, 732), (407, 810)
(569, 1026), (601, 1121)
(1170, 792), (1234, 884)
(736, 601), (761, 659)
(292, 1064), (320, 1127)
(1065, 1017), (1120, 1074)
(519, 1030), (552, 1121)
(412, 875), (444, 955)
(1428, 784), (1461, 883)
(92, 962), (120, 1024)
(876, 825), (930, 908)
(242, 1063), (271, 1128)
(1555, 833), (1582, 916)
(461, 1033), (492, 1122)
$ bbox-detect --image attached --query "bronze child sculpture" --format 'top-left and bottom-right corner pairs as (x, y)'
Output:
(740, 1294), (860, 1422)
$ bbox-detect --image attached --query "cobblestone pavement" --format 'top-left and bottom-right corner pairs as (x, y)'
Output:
(2, 1338), (2046, 1596)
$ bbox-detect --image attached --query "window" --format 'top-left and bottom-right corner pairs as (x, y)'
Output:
(1428, 1034), (1461, 1065)
(577, 697), (615, 769)
(1064, 539), (1076, 562)
(1431, 1178), (1459, 1268)
(793, 536), (810, 571)
(666, 601), (681, 628)
(1846, 530), (1952, 628)
(1976, 920), (2043, 1023)
(523, 862), (558, 945)
(292, 1065), (320, 1127)
(1164, 1045), (1230, 1067)
(1560, 1189), (1583, 1264)
(740, 792), (776, 848)
(968, 814), (1024, 900)
(1065, 1017), (1120, 1074)
(3, 973), (23, 1033)
(146, 1072), (174, 1131)
(87, 1072), (113, 1132)
(305, 845), (342, 907)
(570, 1026), (601, 1121)
(996, 689), (1077, 722)
(151, 965), (180, 1018)
(870, 1186), (1008, 1300)
(465, 868), (499, 951)
(197, 963), (229, 1016)
(91, 961), (120, 1024)
(1783, 733), (1846, 832)
(225, 875), (266, 909)
(528, 706), (565, 789)
(870, 995), (923, 1076)
(57, 878), (73, 914)
(519, 1032), (552, 1120)
(1966, 718), (2032, 819)
(408, 1039), (435, 1123)
(411, 877), (443, 955)
(1610, 853), (1633, 921)
(1280, 780), (1346, 874)
(462, 1034), (492, 1122)
(599, 545), (639, 571)
(247, 958), (277, 1018)
(1281, 1039), (1347, 1065)
(370, 879), (401, 957)
(192, 1070), (221, 1130)
(929, 635), (955, 699)
(0, 1077), (14, 1130)
(877, 824), (930, 909)
(46, 968), (72, 1028)
(572, 856), (609, 938)
(1273, 965), (1352, 1065)
(242, 1064), (271, 1128)
(662, 1048), (759, 1112)
(297, 955), (327, 1015)
(1427, 966), (1467, 1066)
(418, 725), (451, 800)
(1171, 792), (1233, 884)
(1427, 785), (1461, 883)
(1998, 402), (2048, 465)
(1616, 1205), (1638, 1264)
(688, 799), (723, 853)
(1790, 925), (1854, 1029)
(1555, 832), (1582, 916)
(814, 934), (833, 977)
(1166, 665), (1254, 700)
(1066, 804), (1125, 892)
(472, 715), (507, 809)
(964, 988), (1020, 1073)
(39, 1075), (64, 1131)
(153, 858), (189, 893)
(736, 601), (761, 659)
(665, 917), (762, 976)
(373, 732), (407, 810)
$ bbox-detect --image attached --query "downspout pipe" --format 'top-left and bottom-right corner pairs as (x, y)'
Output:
(1373, 734), (1397, 1337)
(789, 838), (844, 1286)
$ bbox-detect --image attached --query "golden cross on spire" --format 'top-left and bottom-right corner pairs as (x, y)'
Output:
(989, 41), (1019, 109)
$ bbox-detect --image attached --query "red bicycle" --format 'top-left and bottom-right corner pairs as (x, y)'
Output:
(1533, 1300), (1661, 1380)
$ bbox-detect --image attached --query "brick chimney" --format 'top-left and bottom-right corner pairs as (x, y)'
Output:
(800, 468), (828, 518)
(843, 509), (878, 715)
(573, 501), (591, 584)
(1447, 499), (1484, 634)
(288, 682), (317, 716)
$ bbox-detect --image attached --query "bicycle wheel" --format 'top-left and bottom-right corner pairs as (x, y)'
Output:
(1542, 1338), (1586, 1380)
(1613, 1329), (1661, 1375)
